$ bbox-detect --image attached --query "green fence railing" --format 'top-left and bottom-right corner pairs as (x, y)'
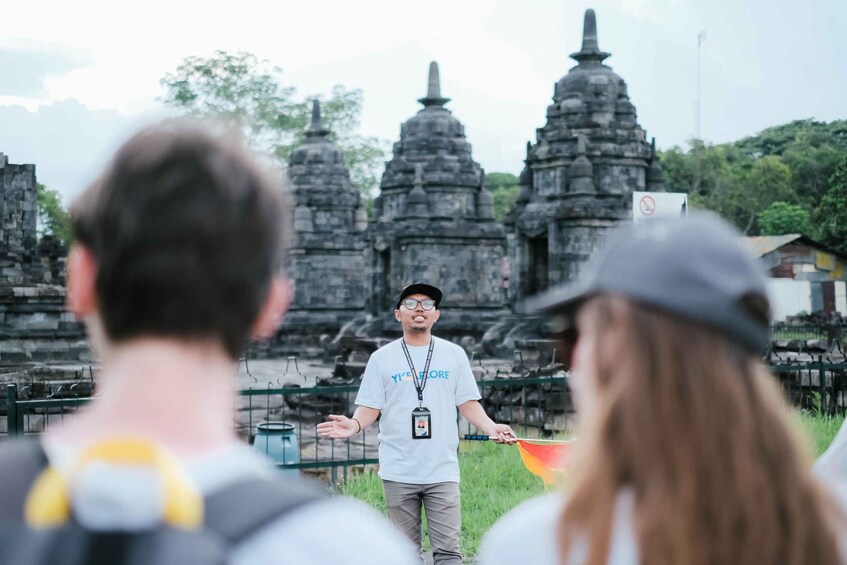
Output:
(3, 360), (845, 477)
(1, 375), (574, 479)
(770, 323), (845, 343)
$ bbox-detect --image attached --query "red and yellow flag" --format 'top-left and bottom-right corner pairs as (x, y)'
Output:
(516, 440), (573, 484)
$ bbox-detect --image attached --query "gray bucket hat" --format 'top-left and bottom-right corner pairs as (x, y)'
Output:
(523, 213), (771, 354)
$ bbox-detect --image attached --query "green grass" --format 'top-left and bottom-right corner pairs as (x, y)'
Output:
(339, 435), (557, 557)
(455, 440), (552, 555)
(340, 415), (844, 558)
(800, 411), (844, 456)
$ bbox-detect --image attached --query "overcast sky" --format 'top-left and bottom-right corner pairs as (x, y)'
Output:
(1, 0), (845, 202)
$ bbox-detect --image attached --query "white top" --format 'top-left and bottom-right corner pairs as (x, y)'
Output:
(477, 491), (639, 565)
(355, 336), (481, 484)
(815, 417), (847, 481)
(43, 441), (418, 565)
(479, 487), (847, 565)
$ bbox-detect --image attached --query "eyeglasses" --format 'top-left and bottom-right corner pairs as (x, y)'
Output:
(401, 298), (436, 311)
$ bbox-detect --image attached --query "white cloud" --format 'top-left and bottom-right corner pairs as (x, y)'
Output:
(0, 99), (165, 202)
(0, 41), (92, 97)
(0, 0), (843, 184)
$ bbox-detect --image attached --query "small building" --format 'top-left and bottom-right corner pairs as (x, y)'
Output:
(746, 234), (847, 320)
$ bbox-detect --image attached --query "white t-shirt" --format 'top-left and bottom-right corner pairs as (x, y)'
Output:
(42, 441), (418, 565)
(355, 336), (482, 484)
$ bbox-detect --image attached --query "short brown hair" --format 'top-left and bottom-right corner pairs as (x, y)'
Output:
(71, 123), (287, 358)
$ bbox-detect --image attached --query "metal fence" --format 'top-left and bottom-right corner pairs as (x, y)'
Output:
(771, 358), (847, 415)
(770, 323), (845, 343)
(2, 375), (573, 480)
(4, 358), (845, 476)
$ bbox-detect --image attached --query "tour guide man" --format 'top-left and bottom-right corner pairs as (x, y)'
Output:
(317, 283), (516, 564)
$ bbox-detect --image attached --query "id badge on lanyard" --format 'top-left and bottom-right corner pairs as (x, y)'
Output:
(402, 339), (434, 440)
(412, 406), (432, 439)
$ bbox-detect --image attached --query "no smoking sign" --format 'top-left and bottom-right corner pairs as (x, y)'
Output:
(639, 195), (656, 216)
(632, 192), (688, 222)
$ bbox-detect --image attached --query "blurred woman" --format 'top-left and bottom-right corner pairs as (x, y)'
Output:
(478, 214), (846, 565)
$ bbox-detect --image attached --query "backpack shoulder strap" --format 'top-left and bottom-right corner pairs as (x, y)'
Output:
(203, 476), (326, 545)
(0, 440), (48, 522)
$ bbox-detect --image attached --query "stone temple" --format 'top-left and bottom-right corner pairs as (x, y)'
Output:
(0, 8), (663, 361)
(284, 100), (369, 346)
(0, 153), (85, 364)
(507, 8), (664, 298)
(367, 62), (509, 335)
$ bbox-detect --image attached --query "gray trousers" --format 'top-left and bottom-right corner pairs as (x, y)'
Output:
(382, 479), (462, 565)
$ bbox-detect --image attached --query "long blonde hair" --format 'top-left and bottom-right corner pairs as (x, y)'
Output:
(559, 295), (845, 565)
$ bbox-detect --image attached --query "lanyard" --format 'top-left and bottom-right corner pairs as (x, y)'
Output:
(401, 339), (434, 407)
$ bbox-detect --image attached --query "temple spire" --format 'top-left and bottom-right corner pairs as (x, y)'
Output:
(418, 61), (451, 108)
(305, 99), (329, 139)
(570, 9), (611, 64)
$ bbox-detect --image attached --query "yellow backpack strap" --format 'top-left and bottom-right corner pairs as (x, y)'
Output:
(25, 437), (203, 529)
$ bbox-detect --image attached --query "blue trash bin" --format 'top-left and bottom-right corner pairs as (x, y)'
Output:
(253, 421), (299, 479)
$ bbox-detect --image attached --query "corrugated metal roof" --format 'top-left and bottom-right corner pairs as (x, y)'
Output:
(744, 234), (802, 258)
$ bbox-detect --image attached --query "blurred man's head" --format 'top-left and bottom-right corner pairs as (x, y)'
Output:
(68, 123), (290, 359)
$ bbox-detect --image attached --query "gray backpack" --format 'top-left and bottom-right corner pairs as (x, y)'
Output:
(0, 441), (325, 565)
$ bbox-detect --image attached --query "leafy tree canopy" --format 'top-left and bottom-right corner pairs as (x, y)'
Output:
(757, 201), (812, 236)
(35, 183), (73, 246)
(816, 156), (847, 253)
(160, 51), (385, 195)
(659, 119), (847, 239)
(733, 119), (847, 158)
(484, 172), (519, 222)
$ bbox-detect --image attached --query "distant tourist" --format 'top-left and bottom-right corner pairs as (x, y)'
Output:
(318, 282), (516, 565)
(479, 214), (847, 565)
(0, 123), (417, 564)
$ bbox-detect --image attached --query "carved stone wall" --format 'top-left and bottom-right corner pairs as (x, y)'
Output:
(0, 153), (38, 284)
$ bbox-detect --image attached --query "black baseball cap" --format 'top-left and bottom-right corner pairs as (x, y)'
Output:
(397, 283), (443, 309)
(523, 213), (771, 354)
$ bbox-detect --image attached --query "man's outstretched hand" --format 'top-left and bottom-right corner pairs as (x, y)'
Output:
(488, 423), (517, 444)
(317, 414), (358, 440)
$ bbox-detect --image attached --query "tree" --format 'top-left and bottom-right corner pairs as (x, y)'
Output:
(659, 120), (847, 235)
(734, 119), (847, 158)
(757, 202), (811, 236)
(816, 157), (847, 254)
(35, 183), (73, 246)
(484, 172), (519, 221)
(160, 51), (385, 195)
(741, 155), (797, 232)
(782, 141), (843, 209)
(657, 146), (693, 193)
(661, 141), (749, 229)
